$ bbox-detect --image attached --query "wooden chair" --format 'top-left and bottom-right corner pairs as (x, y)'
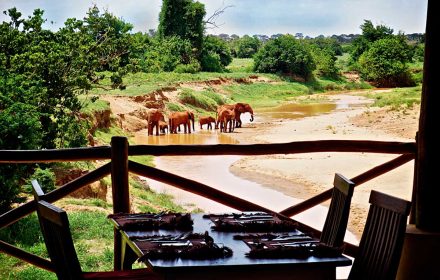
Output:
(31, 181), (160, 280)
(348, 190), (411, 280)
(320, 173), (355, 247)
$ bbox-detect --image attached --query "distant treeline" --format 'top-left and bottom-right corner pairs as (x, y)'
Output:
(209, 32), (424, 44)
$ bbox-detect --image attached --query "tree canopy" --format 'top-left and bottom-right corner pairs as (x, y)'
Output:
(0, 6), (132, 212)
(253, 34), (315, 81)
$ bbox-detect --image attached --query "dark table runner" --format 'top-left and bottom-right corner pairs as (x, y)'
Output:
(109, 212), (193, 231)
(132, 232), (233, 261)
(234, 232), (343, 259)
(203, 212), (298, 232)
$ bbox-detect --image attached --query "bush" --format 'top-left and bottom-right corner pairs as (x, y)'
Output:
(201, 35), (232, 71)
(359, 37), (415, 87)
(174, 60), (201, 73)
(309, 45), (339, 78)
(23, 167), (56, 194)
(236, 35), (261, 58)
(141, 36), (195, 72)
(0, 103), (43, 213)
(200, 52), (223, 72)
(254, 35), (315, 81)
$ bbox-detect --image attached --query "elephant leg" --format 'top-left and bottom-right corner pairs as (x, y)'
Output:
(155, 122), (159, 136)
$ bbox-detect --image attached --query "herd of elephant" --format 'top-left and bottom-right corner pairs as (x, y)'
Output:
(146, 103), (254, 136)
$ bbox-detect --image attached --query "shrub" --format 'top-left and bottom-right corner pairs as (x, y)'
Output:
(359, 37), (414, 87)
(23, 167), (56, 194)
(200, 52), (223, 72)
(202, 35), (232, 71)
(236, 35), (261, 58)
(254, 35), (315, 81)
(0, 103), (42, 213)
(141, 36), (195, 72)
(174, 60), (201, 73)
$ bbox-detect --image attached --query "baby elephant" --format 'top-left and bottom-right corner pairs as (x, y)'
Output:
(199, 116), (216, 130)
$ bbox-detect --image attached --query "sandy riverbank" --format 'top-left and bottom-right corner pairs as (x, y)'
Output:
(227, 92), (418, 239)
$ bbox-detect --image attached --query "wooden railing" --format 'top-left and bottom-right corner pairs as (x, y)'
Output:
(0, 136), (416, 271)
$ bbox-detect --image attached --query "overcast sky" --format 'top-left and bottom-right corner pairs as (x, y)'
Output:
(0, 0), (428, 37)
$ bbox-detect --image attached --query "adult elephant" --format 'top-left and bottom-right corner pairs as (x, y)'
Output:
(216, 103), (254, 128)
(147, 109), (165, 136)
(169, 111), (195, 134)
(217, 108), (235, 133)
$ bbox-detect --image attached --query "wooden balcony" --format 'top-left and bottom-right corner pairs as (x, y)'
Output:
(0, 138), (416, 272)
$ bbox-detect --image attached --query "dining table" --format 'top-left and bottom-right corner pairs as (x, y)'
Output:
(109, 212), (352, 280)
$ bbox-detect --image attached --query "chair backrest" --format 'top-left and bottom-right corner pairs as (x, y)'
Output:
(348, 190), (411, 280)
(320, 173), (355, 247)
(32, 180), (83, 280)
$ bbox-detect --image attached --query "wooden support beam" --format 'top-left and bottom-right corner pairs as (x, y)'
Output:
(0, 240), (55, 272)
(279, 154), (414, 217)
(0, 164), (111, 229)
(415, 0), (440, 231)
(110, 136), (130, 271)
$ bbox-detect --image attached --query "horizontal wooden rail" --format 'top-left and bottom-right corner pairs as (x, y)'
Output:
(0, 146), (111, 163)
(280, 153), (415, 217)
(129, 140), (416, 156)
(0, 141), (415, 163)
(0, 163), (111, 229)
(0, 240), (54, 272)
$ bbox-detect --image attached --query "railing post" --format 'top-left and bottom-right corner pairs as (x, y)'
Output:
(111, 136), (130, 270)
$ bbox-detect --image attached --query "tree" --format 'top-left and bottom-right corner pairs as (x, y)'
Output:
(158, 0), (206, 57)
(0, 103), (42, 213)
(235, 35), (261, 58)
(350, 20), (394, 63)
(0, 6), (131, 211)
(254, 35), (315, 81)
(308, 45), (339, 78)
(201, 35), (232, 72)
(358, 37), (414, 87)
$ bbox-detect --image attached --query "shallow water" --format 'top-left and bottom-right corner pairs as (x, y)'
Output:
(258, 102), (337, 120)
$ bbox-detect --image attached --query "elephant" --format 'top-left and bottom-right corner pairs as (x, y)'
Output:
(146, 109), (165, 136)
(199, 116), (216, 130)
(159, 120), (168, 134)
(168, 111), (195, 134)
(217, 108), (235, 133)
(215, 103), (254, 129)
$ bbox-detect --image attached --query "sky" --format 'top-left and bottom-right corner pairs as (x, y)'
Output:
(0, 0), (428, 37)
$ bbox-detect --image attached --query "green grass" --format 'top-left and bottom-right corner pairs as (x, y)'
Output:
(226, 58), (254, 73)
(80, 96), (110, 115)
(223, 82), (311, 108)
(130, 179), (186, 213)
(364, 86), (422, 110)
(94, 125), (131, 145)
(91, 71), (256, 96)
(335, 53), (351, 72)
